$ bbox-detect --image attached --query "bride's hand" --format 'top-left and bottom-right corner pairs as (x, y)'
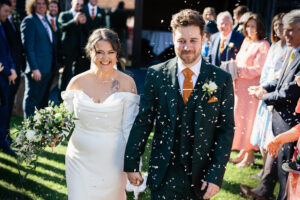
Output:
(127, 172), (144, 186)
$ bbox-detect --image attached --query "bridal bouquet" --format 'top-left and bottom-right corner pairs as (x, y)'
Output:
(13, 102), (77, 167)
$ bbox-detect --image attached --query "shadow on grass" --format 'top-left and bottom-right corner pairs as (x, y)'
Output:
(0, 157), (66, 180)
(0, 184), (32, 200)
(39, 150), (65, 164)
(221, 180), (244, 196)
(0, 166), (67, 200)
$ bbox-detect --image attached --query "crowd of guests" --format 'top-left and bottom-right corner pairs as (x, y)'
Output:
(0, 0), (128, 153)
(200, 6), (300, 200)
(0, 0), (300, 199)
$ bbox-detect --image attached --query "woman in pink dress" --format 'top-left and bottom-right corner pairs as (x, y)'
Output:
(231, 14), (270, 167)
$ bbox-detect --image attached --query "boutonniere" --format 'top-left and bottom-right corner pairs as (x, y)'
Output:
(202, 80), (218, 103)
(228, 42), (238, 52)
(97, 13), (102, 18)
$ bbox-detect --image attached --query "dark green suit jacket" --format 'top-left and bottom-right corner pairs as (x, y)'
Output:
(58, 10), (83, 59)
(124, 57), (235, 192)
(82, 5), (106, 43)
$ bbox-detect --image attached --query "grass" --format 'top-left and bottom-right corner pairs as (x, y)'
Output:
(0, 116), (279, 200)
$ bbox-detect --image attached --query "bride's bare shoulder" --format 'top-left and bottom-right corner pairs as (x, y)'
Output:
(66, 71), (94, 90)
(117, 71), (137, 94)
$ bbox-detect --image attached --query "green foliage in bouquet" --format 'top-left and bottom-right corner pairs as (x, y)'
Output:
(12, 102), (77, 168)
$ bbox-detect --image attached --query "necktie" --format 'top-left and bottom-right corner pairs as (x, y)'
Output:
(91, 8), (95, 20)
(50, 18), (56, 32)
(219, 38), (226, 54)
(182, 68), (194, 104)
(42, 17), (53, 43)
(284, 52), (295, 75)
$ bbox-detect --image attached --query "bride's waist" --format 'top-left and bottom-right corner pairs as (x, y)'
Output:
(74, 124), (122, 135)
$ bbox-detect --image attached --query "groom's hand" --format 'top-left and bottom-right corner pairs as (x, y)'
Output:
(127, 172), (143, 186)
(201, 181), (220, 199)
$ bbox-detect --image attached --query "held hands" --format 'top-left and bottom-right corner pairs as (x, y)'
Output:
(127, 172), (144, 186)
(266, 137), (283, 158)
(31, 69), (42, 81)
(201, 181), (220, 199)
(8, 69), (17, 85)
(248, 85), (267, 100)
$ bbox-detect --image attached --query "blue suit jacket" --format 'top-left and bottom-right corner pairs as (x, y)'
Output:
(21, 14), (57, 74)
(0, 24), (15, 78)
(208, 30), (244, 67)
(263, 48), (300, 135)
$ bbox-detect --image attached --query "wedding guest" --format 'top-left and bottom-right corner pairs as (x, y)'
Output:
(208, 11), (244, 67)
(201, 20), (218, 61)
(231, 14), (270, 168)
(57, 0), (86, 99)
(233, 5), (248, 32)
(236, 11), (252, 34)
(124, 9), (234, 200)
(241, 10), (300, 200)
(202, 7), (216, 23)
(3, 0), (25, 139)
(77, 0), (106, 75)
(250, 13), (287, 178)
(110, 1), (127, 58)
(62, 28), (140, 199)
(21, 0), (57, 117)
(0, 0), (17, 155)
(47, 0), (61, 105)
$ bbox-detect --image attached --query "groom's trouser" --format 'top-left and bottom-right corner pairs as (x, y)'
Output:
(151, 163), (202, 200)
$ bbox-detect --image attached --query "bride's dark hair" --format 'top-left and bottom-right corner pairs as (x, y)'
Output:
(85, 28), (125, 70)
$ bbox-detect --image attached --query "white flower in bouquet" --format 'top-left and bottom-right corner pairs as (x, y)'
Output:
(12, 102), (77, 168)
(26, 130), (36, 142)
(33, 113), (42, 122)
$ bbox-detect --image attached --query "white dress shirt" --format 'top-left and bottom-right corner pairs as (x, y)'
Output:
(177, 58), (202, 95)
(36, 13), (53, 43)
(220, 31), (232, 48)
(88, 3), (98, 17)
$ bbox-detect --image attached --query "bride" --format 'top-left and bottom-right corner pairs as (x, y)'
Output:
(62, 28), (140, 199)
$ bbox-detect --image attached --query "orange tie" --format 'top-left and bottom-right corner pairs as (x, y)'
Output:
(219, 38), (226, 54)
(91, 8), (95, 20)
(50, 18), (56, 32)
(182, 68), (194, 104)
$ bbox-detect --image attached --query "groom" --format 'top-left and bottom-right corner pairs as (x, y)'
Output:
(124, 9), (234, 199)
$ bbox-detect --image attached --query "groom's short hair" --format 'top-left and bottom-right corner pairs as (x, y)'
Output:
(170, 9), (205, 35)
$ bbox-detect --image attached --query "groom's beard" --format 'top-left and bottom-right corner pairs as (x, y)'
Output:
(178, 49), (201, 65)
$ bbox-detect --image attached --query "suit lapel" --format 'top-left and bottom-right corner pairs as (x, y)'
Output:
(165, 58), (178, 131)
(33, 14), (52, 44)
(278, 49), (299, 86)
(193, 60), (212, 135)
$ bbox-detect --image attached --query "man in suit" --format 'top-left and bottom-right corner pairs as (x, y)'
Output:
(57, 0), (85, 97)
(124, 9), (234, 199)
(208, 11), (244, 67)
(3, 0), (25, 138)
(76, 0), (105, 75)
(241, 9), (300, 200)
(0, 0), (17, 155)
(21, 0), (57, 117)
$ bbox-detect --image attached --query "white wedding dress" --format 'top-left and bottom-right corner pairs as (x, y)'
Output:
(62, 90), (140, 200)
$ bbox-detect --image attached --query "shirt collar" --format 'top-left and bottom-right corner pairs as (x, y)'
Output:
(220, 31), (232, 42)
(88, 3), (97, 10)
(36, 13), (46, 21)
(47, 14), (56, 21)
(295, 46), (300, 56)
(177, 57), (202, 77)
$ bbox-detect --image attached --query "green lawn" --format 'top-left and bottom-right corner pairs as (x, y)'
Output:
(0, 116), (278, 200)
